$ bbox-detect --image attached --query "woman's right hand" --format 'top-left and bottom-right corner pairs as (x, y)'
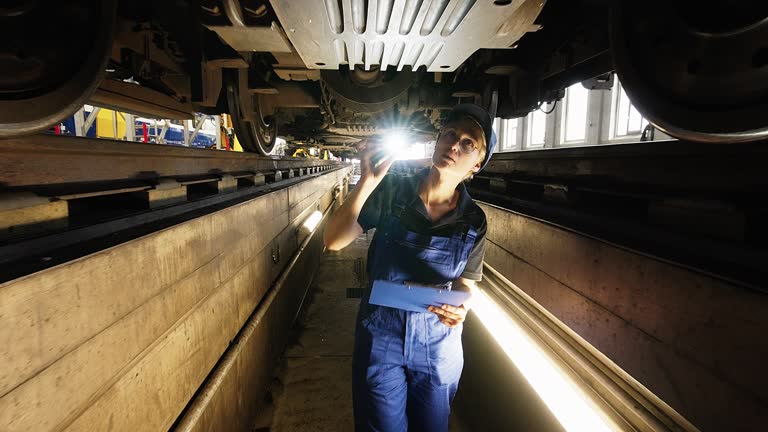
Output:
(324, 138), (394, 251)
(358, 138), (396, 189)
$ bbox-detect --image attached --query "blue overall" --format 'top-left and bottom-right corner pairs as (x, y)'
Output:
(352, 191), (478, 432)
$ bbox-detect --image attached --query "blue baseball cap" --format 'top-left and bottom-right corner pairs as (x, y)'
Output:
(445, 104), (497, 172)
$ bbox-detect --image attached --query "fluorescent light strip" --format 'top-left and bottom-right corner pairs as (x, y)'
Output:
(303, 210), (323, 232)
(472, 289), (617, 432)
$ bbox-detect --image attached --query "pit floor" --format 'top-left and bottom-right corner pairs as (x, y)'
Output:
(263, 231), (466, 431)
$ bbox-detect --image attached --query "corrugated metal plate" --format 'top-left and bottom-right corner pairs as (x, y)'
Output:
(268, 0), (544, 72)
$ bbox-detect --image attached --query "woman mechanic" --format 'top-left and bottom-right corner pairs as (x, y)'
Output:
(324, 104), (497, 431)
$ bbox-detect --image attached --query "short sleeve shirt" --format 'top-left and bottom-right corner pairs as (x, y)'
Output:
(357, 168), (487, 281)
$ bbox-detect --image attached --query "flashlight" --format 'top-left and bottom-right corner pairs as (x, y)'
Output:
(371, 130), (409, 167)
(383, 131), (408, 152)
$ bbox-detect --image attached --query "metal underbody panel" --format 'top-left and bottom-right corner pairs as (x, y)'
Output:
(206, 22), (294, 52)
(268, 0), (544, 72)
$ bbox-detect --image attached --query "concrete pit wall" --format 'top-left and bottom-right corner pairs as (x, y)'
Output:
(471, 202), (767, 432)
(0, 167), (351, 432)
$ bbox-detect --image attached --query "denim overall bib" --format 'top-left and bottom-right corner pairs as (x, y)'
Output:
(352, 190), (477, 432)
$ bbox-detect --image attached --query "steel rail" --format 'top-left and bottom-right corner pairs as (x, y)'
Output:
(0, 166), (347, 279)
(0, 134), (341, 188)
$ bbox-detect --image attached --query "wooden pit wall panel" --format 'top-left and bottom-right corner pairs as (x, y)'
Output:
(174, 214), (329, 432)
(0, 168), (349, 432)
(479, 203), (768, 432)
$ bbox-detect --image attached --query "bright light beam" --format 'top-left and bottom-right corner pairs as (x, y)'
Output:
(472, 289), (616, 432)
(383, 130), (408, 155)
(302, 210), (323, 232)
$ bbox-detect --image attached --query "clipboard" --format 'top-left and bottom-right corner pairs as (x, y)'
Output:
(369, 280), (472, 313)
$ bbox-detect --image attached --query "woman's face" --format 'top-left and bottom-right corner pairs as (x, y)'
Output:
(432, 117), (484, 179)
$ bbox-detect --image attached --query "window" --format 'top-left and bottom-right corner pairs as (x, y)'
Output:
(501, 118), (518, 150)
(526, 105), (548, 148)
(492, 117), (518, 152)
(612, 79), (647, 138)
(561, 83), (589, 143)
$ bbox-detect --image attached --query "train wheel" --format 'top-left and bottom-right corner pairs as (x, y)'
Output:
(610, 2), (768, 142)
(0, 0), (117, 138)
(224, 68), (277, 155)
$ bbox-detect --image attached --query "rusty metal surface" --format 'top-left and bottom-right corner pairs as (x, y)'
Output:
(0, 134), (342, 188)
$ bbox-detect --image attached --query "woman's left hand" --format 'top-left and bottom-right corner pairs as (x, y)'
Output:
(428, 304), (468, 328)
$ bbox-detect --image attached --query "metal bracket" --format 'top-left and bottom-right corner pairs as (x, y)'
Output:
(271, 243), (281, 263)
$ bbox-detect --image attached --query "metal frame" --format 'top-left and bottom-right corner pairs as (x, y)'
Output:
(188, 115), (207, 146)
(214, 115), (222, 150)
(74, 108), (86, 136)
(158, 120), (169, 144)
(124, 113), (135, 141)
(83, 107), (101, 135)
(78, 105), (217, 146)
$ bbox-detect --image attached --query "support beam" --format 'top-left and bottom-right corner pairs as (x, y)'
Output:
(190, 174), (237, 194)
(90, 78), (194, 120)
(125, 114), (135, 141)
(112, 111), (118, 139)
(159, 120), (169, 144)
(184, 120), (190, 146)
(189, 115), (206, 146)
(84, 107), (100, 134)
(134, 179), (187, 208)
(238, 173), (266, 187)
(215, 115), (222, 150)
(74, 107), (85, 136)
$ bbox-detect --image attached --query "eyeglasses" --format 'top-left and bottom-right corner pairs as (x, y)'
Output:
(441, 129), (478, 154)
(459, 139), (478, 154)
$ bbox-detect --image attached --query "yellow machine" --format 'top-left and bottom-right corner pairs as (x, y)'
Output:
(291, 148), (332, 159)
